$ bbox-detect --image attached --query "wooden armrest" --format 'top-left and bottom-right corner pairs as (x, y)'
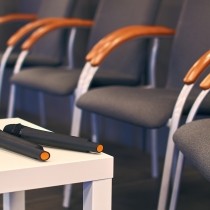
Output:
(183, 50), (210, 85)
(86, 25), (175, 66)
(0, 13), (36, 24)
(7, 17), (67, 46)
(86, 26), (137, 61)
(200, 74), (210, 90)
(21, 18), (93, 50)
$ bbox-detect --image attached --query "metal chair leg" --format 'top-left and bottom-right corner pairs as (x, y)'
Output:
(38, 92), (46, 127)
(157, 139), (175, 210)
(91, 113), (98, 143)
(169, 152), (185, 210)
(7, 84), (16, 118)
(62, 97), (83, 208)
(0, 46), (14, 103)
(150, 129), (159, 178)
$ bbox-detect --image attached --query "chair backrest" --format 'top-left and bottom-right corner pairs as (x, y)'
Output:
(18, 0), (41, 13)
(154, 0), (183, 87)
(0, 0), (29, 51)
(30, 0), (99, 66)
(29, 0), (75, 64)
(0, 0), (19, 14)
(67, 0), (99, 67)
(87, 0), (161, 86)
(36, 0), (75, 18)
(167, 0), (210, 88)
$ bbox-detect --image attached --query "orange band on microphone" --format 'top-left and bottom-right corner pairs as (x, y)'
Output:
(97, 144), (104, 153)
(40, 151), (50, 161)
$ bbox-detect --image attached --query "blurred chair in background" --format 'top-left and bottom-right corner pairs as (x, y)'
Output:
(0, 0), (75, 84)
(0, 0), (73, 64)
(0, 0), (39, 52)
(0, 0), (99, 115)
(7, 0), (162, 132)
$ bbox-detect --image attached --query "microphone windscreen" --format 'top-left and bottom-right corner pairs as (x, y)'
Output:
(3, 123), (24, 137)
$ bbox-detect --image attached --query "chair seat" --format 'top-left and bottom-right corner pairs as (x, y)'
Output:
(77, 86), (210, 128)
(0, 53), (62, 67)
(10, 67), (81, 95)
(173, 119), (210, 181)
(10, 67), (141, 96)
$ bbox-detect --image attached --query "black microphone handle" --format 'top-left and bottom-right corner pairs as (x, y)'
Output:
(4, 124), (103, 153)
(0, 130), (50, 161)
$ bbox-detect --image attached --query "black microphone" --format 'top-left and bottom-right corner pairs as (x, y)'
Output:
(0, 130), (50, 161)
(3, 123), (103, 153)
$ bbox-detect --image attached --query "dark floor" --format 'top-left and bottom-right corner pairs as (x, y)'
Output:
(0, 140), (210, 210)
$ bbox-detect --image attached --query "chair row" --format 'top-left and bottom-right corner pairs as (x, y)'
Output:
(0, 0), (209, 209)
(0, 0), (165, 206)
(1, 0), (166, 181)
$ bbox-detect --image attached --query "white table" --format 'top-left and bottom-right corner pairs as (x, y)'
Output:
(0, 118), (113, 210)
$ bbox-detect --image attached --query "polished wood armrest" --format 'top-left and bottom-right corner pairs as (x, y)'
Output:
(0, 13), (36, 24)
(86, 25), (175, 66)
(184, 50), (210, 85)
(86, 26), (137, 61)
(200, 73), (210, 90)
(21, 18), (93, 50)
(7, 17), (67, 46)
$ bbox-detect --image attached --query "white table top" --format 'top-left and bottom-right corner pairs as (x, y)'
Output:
(0, 118), (113, 193)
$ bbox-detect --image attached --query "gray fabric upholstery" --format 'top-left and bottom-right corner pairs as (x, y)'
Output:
(173, 119), (210, 181)
(1, 0), (76, 68)
(78, 87), (179, 127)
(18, 0), (41, 13)
(2, 0), (98, 68)
(19, 55), (62, 67)
(24, 0), (76, 65)
(166, 0), (210, 88)
(36, 0), (75, 18)
(11, 67), (80, 95)
(87, 0), (160, 85)
(11, 67), (144, 95)
(77, 86), (210, 128)
(0, 0), (27, 51)
(77, 0), (210, 128)
(0, 0), (19, 15)
(1, 53), (62, 67)
(10, 0), (162, 93)
(67, 0), (99, 68)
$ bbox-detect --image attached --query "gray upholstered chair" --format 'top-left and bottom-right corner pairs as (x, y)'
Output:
(0, 0), (98, 114)
(0, 0), (40, 52)
(6, 0), (162, 136)
(75, 0), (210, 209)
(167, 51), (210, 210)
(174, 119), (210, 180)
(0, 0), (75, 67)
(6, 0), (164, 207)
(0, 0), (77, 110)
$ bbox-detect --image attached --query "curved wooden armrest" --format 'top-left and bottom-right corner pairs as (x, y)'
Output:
(183, 50), (210, 85)
(7, 17), (67, 46)
(21, 18), (93, 50)
(86, 26), (139, 61)
(86, 25), (175, 66)
(200, 74), (210, 90)
(0, 13), (36, 24)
